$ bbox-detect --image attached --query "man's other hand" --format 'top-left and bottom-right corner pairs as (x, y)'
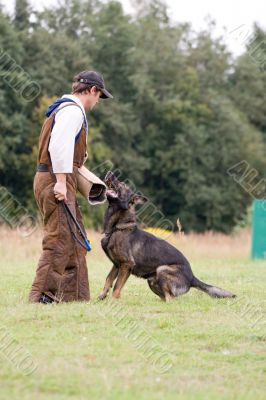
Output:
(54, 174), (67, 201)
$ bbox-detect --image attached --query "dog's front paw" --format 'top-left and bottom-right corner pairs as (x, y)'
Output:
(98, 292), (108, 301)
(111, 293), (120, 300)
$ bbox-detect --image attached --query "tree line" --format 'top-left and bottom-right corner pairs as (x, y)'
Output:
(0, 0), (265, 232)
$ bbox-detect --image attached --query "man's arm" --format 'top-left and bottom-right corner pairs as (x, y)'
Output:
(48, 106), (83, 201)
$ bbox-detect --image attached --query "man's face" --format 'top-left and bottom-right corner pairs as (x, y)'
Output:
(85, 86), (102, 111)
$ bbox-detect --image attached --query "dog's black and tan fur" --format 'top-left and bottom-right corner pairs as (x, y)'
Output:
(98, 172), (236, 301)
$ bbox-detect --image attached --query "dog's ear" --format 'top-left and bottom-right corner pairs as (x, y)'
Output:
(132, 194), (148, 205)
(104, 170), (115, 184)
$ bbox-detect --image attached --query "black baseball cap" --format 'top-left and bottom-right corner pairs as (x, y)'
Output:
(75, 70), (113, 99)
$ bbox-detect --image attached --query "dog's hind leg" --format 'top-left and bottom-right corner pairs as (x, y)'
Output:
(149, 265), (190, 301)
(147, 277), (165, 300)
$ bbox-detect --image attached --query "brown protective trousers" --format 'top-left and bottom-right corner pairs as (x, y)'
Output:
(29, 103), (90, 303)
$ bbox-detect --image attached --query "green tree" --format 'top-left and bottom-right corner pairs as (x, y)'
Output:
(230, 24), (266, 138)
(14, 0), (30, 31)
(0, 0), (265, 232)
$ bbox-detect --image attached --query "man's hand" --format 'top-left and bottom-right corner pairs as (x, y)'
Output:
(54, 174), (67, 201)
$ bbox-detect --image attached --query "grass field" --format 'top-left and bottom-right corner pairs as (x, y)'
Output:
(0, 227), (265, 400)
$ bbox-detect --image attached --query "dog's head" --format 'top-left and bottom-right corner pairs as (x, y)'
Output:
(104, 171), (147, 211)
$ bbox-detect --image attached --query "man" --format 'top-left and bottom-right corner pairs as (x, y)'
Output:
(29, 71), (113, 304)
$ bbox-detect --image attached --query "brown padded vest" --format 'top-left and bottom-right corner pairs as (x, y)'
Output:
(37, 103), (87, 169)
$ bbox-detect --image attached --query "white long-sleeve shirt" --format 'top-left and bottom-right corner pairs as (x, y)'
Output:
(48, 94), (87, 173)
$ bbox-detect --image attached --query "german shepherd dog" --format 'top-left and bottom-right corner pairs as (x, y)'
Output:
(98, 171), (236, 301)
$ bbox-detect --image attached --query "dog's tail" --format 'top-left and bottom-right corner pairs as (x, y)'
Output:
(191, 276), (236, 298)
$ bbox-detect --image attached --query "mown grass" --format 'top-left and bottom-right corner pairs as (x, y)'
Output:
(0, 227), (265, 400)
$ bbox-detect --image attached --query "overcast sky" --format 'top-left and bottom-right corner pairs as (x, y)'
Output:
(3, 0), (266, 55)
